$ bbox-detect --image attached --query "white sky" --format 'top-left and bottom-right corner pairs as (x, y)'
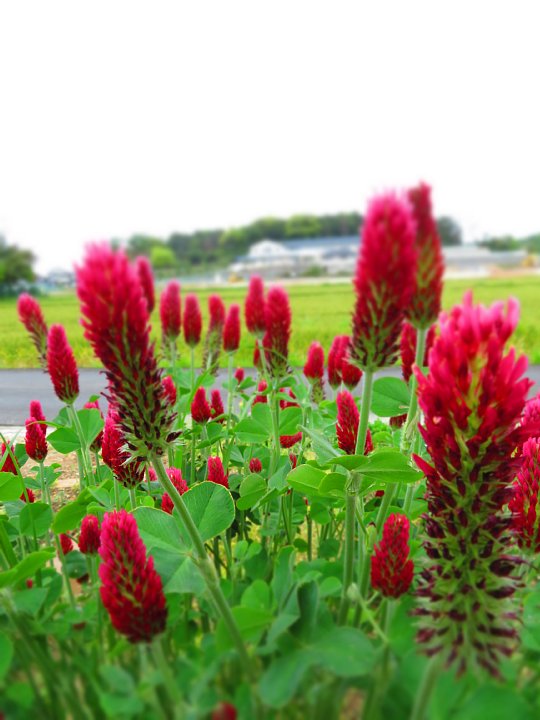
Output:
(0, 0), (539, 273)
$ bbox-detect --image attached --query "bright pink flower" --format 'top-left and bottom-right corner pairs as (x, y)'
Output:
(203, 295), (226, 374)
(262, 287), (291, 378)
(161, 468), (188, 514)
(25, 417), (48, 462)
(79, 515), (101, 555)
(0, 443), (17, 475)
(371, 513), (414, 598)
(336, 391), (358, 455)
(338, 337), (363, 390)
(17, 293), (48, 367)
(406, 183), (444, 329)
(249, 458), (262, 473)
(134, 256), (155, 314)
(20, 488), (35, 503)
(183, 294), (203, 347)
(351, 193), (417, 370)
(304, 342), (325, 403)
(234, 368), (245, 384)
(211, 389), (225, 422)
(101, 411), (145, 488)
(99, 510), (167, 643)
(212, 702), (237, 720)
(244, 275), (266, 336)
(414, 294), (530, 676)
(207, 456), (229, 488)
(60, 534), (74, 555)
(76, 244), (176, 458)
(253, 380), (268, 405)
(162, 376), (177, 406)
(327, 335), (348, 388)
(280, 432), (302, 449)
(46, 325), (79, 404)
(84, 399), (104, 452)
(160, 281), (181, 342)
(510, 437), (540, 551)
(223, 304), (241, 353)
(253, 341), (262, 371)
(191, 388), (212, 424)
(400, 321), (436, 384)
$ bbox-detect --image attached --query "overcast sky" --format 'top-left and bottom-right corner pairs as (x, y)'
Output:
(0, 1), (538, 273)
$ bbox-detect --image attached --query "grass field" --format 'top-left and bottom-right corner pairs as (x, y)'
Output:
(1, 276), (539, 368)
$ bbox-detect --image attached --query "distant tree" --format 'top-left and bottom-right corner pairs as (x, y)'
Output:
(247, 217), (286, 241)
(436, 216), (463, 246)
(525, 234), (540, 253)
(0, 236), (35, 288)
(150, 245), (176, 270)
(168, 233), (192, 260)
(479, 235), (521, 251)
(219, 228), (251, 255)
(127, 235), (163, 258)
(285, 215), (322, 238)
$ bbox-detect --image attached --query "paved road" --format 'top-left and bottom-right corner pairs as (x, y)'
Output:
(1, 366), (540, 426)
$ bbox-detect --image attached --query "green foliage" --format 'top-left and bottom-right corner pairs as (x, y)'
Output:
(0, 236), (35, 291)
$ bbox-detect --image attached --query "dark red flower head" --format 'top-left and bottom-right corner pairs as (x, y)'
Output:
(79, 515), (101, 555)
(191, 387), (212, 424)
(304, 342), (324, 380)
(183, 294), (203, 347)
(212, 702), (237, 720)
(244, 275), (266, 337)
(161, 467), (188, 514)
(249, 457), (262, 474)
(510, 437), (540, 552)
(371, 513), (414, 598)
(46, 325), (79, 404)
(76, 243), (176, 459)
(162, 376), (177, 406)
(84, 399), (104, 452)
(234, 367), (245, 384)
(99, 510), (167, 643)
(340, 337), (363, 390)
(414, 293), (530, 675)
(101, 410), (145, 488)
(279, 432), (302, 449)
(211, 389), (225, 422)
(203, 295), (226, 374)
(0, 443), (17, 475)
(400, 322), (436, 384)
(17, 293), (48, 367)
(336, 391), (359, 455)
(60, 534), (74, 555)
(160, 281), (181, 342)
(223, 304), (241, 353)
(253, 380), (268, 405)
(351, 193), (417, 370)
(406, 183), (444, 329)
(327, 335), (348, 388)
(262, 286), (291, 378)
(20, 488), (35, 503)
(134, 256), (155, 314)
(25, 417), (48, 462)
(30, 400), (46, 425)
(207, 456), (229, 488)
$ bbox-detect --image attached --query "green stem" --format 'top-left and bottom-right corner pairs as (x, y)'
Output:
(150, 453), (254, 680)
(68, 404), (93, 487)
(151, 637), (184, 718)
(269, 384), (282, 476)
(190, 346), (195, 393)
(129, 486), (137, 510)
(113, 477), (121, 510)
(355, 369), (374, 455)
(409, 655), (441, 720)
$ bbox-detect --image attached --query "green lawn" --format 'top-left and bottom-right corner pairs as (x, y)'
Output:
(1, 276), (539, 368)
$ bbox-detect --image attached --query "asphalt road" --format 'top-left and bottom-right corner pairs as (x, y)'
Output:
(1, 366), (540, 426)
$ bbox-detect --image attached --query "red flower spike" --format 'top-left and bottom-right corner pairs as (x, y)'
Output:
(327, 335), (348, 388)
(17, 293), (48, 367)
(161, 468), (188, 514)
(134, 256), (155, 314)
(351, 193), (417, 370)
(84, 399), (104, 452)
(207, 456), (229, 488)
(253, 341), (262, 371)
(510, 437), (540, 552)
(244, 275), (266, 336)
(234, 368), (245, 384)
(162, 376), (177, 406)
(223, 304), (241, 353)
(79, 515), (101, 555)
(1, 443), (18, 474)
(46, 325), (79, 404)
(340, 337), (363, 391)
(415, 293), (530, 675)
(400, 322), (436, 384)
(304, 341), (325, 403)
(101, 410), (145, 488)
(25, 418), (48, 462)
(279, 388), (298, 410)
(211, 390), (225, 422)
(30, 400), (46, 425)
(253, 380), (268, 405)
(202, 295), (226, 374)
(99, 510), (167, 643)
(336, 391), (358, 455)
(183, 294), (203, 348)
(249, 458), (262, 474)
(289, 454), (297, 469)
(406, 183), (444, 329)
(191, 388), (212, 424)
(20, 488), (35, 503)
(280, 432), (302, 449)
(262, 286), (291, 378)
(76, 244), (176, 459)
(371, 513), (414, 598)
(212, 702), (237, 720)
(160, 281), (181, 342)
(60, 534), (74, 555)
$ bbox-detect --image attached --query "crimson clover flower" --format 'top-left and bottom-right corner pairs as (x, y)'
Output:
(223, 304), (241, 353)
(160, 281), (181, 343)
(207, 456), (229, 488)
(336, 390), (372, 455)
(244, 275), (266, 337)
(78, 515), (101, 555)
(183, 294), (203, 348)
(510, 437), (540, 552)
(101, 410), (145, 488)
(202, 294), (226, 374)
(371, 513), (414, 598)
(191, 387), (212, 424)
(211, 389), (225, 423)
(262, 286), (291, 379)
(304, 341), (325, 403)
(161, 468), (188, 514)
(46, 325), (79, 404)
(134, 256), (155, 314)
(17, 293), (48, 367)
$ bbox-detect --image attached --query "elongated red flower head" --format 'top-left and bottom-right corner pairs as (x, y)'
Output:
(253, 379), (268, 405)
(249, 457), (262, 473)
(336, 391), (360, 455)
(20, 488), (35, 503)
(371, 513), (414, 598)
(406, 183), (444, 329)
(101, 410), (145, 488)
(510, 437), (540, 551)
(161, 467), (189, 514)
(160, 281), (181, 342)
(262, 286), (291, 378)
(183, 294), (203, 347)
(211, 389), (225, 422)
(223, 304), (241, 353)
(414, 293), (531, 676)
(17, 293), (48, 367)
(352, 193), (417, 370)
(207, 456), (229, 488)
(340, 337), (363, 390)
(99, 510), (167, 643)
(191, 387), (212, 424)
(79, 515), (101, 555)
(400, 322), (436, 384)
(162, 376), (177, 406)
(279, 432), (302, 449)
(244, 275), (266, 336)
(212, 702), (237, 720)
(134, 256), (155, 314)
(203, 295), (226, 374)
(25, 417), (48, 462)
(304, 342), (324, 381)
(327, 335), (348, 388)
(30, 400), (46, 425)
(0, 443), (17, 475)
(76, 244), (176, 459)
(46, 325), (79, 404)
(60, 534), (74, 555)
(234, 367), (245, 384)
(84, 399), (104, 452)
